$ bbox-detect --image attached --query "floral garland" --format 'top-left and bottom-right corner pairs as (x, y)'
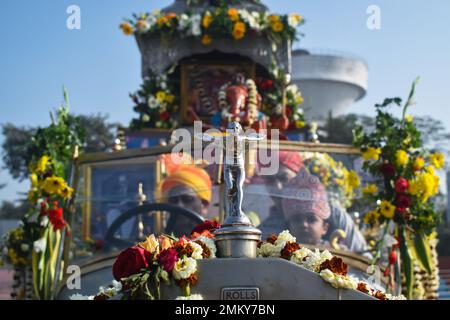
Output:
(129, 66), (308, 131)
(74, 226), (403, 300)
(217, 78), (259, 125)
(120, 6), (303, 45)
(353, 78), (444, 299)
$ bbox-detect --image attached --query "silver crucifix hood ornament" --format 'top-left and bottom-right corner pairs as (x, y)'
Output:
(197, 122), (265, 258)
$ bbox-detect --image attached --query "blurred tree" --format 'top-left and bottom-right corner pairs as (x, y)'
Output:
(321, 113), (450, 160)
(0, 199), (30, 220)
(1, 113), (118, 182)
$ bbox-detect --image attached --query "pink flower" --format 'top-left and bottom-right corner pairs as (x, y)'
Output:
(157, 248), (179, 273)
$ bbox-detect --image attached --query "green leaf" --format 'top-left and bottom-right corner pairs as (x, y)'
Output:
(400, 229), (414, 300)
(412, 232), (433, 274)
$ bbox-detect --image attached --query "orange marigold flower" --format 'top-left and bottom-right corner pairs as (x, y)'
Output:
(119, 23), (134, 36)
(280, 242), (301, 260)
(202, 13), (213, 28)
(319, 257), (349, 276)
(271, 21), (284, 33)
(232, 22), (246, 40)
(201, 34), (212, 45)
(266, 234), (278, 244)
(228, 8), (239, 21)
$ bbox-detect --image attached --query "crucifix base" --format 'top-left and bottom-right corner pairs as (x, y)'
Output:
(214, 223), (262, 258)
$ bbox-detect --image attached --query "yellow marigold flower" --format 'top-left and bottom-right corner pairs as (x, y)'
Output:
(295, 120), (305, 128)
(30, 173), (38, 187)
(232, 22), (246, 40)
(156, 91), (166, 102)
(228, 8), (239, 21)
(120, 22), (134, 36)
(268, 15), (280, 23)
(295, 94), (304, 105)
(157, 16), (168, 27)
(429, 153), (445, 169)
(165, 94), (175, 103)
(201, 34), (212, 45)
(202, 13), (213, 29)
(405, 115), (414, 123)
(395, 150), (409, 167)
(349, 171), (361, 188)
(413, 157), (425, 171)
(364, 210), (380, 225)
(59, 186), (74, 200)
(379, 200), (396, 219)
(41, 176), (66, 195)
(362, 183), (378, 195)
(36, 155), (50, 174)
(271, 21), (284, 32)
(362, 147), (381, 161)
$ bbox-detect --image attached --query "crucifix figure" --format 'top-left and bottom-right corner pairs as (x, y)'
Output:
(198, 122), (265, 226)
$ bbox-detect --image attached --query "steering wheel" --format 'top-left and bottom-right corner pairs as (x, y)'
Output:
(104, 203), (205, 249)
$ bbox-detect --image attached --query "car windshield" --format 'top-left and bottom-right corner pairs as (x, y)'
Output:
(71, 146), (374, 261)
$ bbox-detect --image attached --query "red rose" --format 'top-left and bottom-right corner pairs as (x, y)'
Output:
(191, 220), (221, 235)
(160, 111), (170, 121)
(157, 248), (179, 273)
(395, 177), (409, 193)
(261, 79), (273, 91)
(379, 163), (395, 177)
(112, 246), (152, 281)
(396, 194), (412, 209)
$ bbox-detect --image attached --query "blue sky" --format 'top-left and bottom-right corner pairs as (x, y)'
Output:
(0, 0), (449, 202)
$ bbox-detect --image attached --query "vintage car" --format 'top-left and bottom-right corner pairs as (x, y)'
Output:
(55, 139), (388, 300)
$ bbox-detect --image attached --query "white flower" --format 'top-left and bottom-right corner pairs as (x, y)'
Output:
(148, 95), (159, 109)
(385, 293), (407, 300)
(275, 230), (296, 246)
(286, 84), (299, 94)
(288, 14), (301, 28)
(257, 242), (284, 257)
(112, 280), (122, 292)
(195, 236), (217, 258)
(189, 241), (204, 260)
(176, 294), (203, 300)
(189, 14), (202, 37)
(40, 216), (49, 227)
(290, 247), (312, 265)
(33, 237), (47, 253)
(69, 293), (94, 300)
(319, 269), (358, 290)
(178, 13), (190, 31)
(173, 257), (197, 280)
(20, 243), (29, 252)
(302, 249), (333, 272)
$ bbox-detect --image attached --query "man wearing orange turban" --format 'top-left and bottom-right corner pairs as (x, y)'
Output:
(160, 165), (212, 218)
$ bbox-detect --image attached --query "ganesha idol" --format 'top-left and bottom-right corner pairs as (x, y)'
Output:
(209, 73), (267, 132)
